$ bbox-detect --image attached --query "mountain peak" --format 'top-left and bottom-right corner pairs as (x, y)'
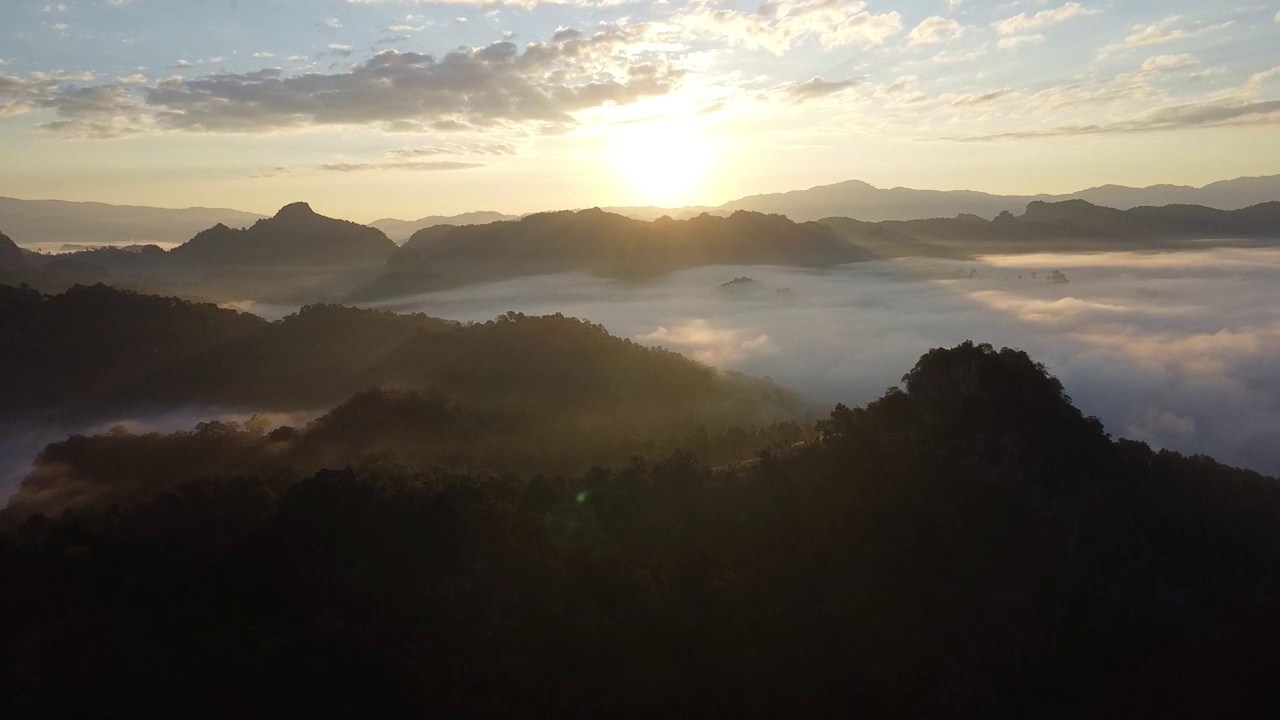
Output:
(274, 202), (316, 219)
(172, 202), (396, 266)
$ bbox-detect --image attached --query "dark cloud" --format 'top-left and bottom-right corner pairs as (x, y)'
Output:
(6, 25), (683, 138)
(785, 76), (862, 100)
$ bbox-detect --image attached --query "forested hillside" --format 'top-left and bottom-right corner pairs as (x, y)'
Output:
(0, 284), (796, 424)
(4, 342), (1280, 718)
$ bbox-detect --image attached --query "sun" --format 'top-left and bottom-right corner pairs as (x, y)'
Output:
(606, 120), (716, 208)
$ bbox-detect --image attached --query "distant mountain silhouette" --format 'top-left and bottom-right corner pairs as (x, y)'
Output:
(353, 208), (868, 299)
(593, 175), (1280, 224)
(715, 179), (1021, 223)
(9, 194), (1279, 305)
(370, 211), (521, 242)
(4, 204), (400, 304)
(170, 202), (397, 267)
(1064, 176), (1280, 210)
(0, 196), (263, 248)
(823, 200), (1280, 256)
(1021, 199), (1280, 238)
(9, 173), (1277, 251)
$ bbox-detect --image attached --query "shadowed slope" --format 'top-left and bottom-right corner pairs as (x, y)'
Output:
(354, 208), (868, 299)
(4, 342), (1280, 718)
(170, 202), (397, 267)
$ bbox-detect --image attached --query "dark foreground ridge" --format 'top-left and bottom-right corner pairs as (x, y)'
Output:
(3, 339), (1279, 718)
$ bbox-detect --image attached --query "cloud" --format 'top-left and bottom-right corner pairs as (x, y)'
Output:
(1140, 54), (1198, 74)
(997, 34), (1044, 51)
(782, 76), (862, 101)
(318, 160), (486, 172)
(247, 165), (292, 179)
(0, 101), (34, 119)
(365, 249), (1280, 476)
(674, 0), (903, 55)
(389, 141), (516, 157)
(994, 2), (1100, 36)
(1101, 16), (1234, 56)
(907, 16), (964, 47)
(942, 98), (1280, 141)
(345, 0), (624, 6)
(6, 26), (684, 138)
(948, 87), (1019, 107)
(640, 320), (775, 367)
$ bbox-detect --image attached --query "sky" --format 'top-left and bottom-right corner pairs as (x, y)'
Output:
(1, 0), (1278, 221)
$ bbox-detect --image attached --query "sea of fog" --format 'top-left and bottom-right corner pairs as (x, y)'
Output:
(364, 247), (1280, 478)
(5, 246), (1280, 504)
(22, 240), (183, 254)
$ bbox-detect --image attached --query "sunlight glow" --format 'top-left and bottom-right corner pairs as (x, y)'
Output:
(606, 120), (716, 207)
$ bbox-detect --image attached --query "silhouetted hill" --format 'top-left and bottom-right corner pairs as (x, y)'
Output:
(0, 284), (270, 413)
(1023, 199), (1280, 238)
(1067, 175), (1280, 211)
(708, 175), (1280, 222)
(0, 196), (263, 248)
(170, 202), (397, 267)
(718, 179), (1026, 222)
(354, 208), (867, 299)
(0, 284), (799, 425)
(371, 211), (520, 242)
(821, 200), (1280, 255)
(818, 217), (971, 259)
(0, 231), (27, 275)
(11, 173), (1277, 252)
(4, 341), (1280, 717)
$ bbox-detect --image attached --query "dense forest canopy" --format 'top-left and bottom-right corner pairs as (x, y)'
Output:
(0, 284), (798, 424)
(4, 340), (1280, 718)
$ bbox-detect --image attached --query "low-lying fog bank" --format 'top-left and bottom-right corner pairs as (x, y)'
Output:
(1, 410), (315, 504)
(365, 247), (1280, 477)
(5, 246), (1277, 505)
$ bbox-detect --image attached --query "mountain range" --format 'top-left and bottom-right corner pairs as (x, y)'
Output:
(820, 200), (1280, 257)
(0, 196), (265, 249)
(700, 174), (1280, 223)
(3, 196), (1280, 306)
(353, 208), (864, 299)
(5, 174), (1278, 246)
(369, 211), (519, 242)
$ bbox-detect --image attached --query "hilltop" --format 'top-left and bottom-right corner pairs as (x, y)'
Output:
(354, 208), (867, 299)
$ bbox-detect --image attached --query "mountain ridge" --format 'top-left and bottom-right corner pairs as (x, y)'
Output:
(351, 207), (869, 300)
(6, 173), (1278, 249)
